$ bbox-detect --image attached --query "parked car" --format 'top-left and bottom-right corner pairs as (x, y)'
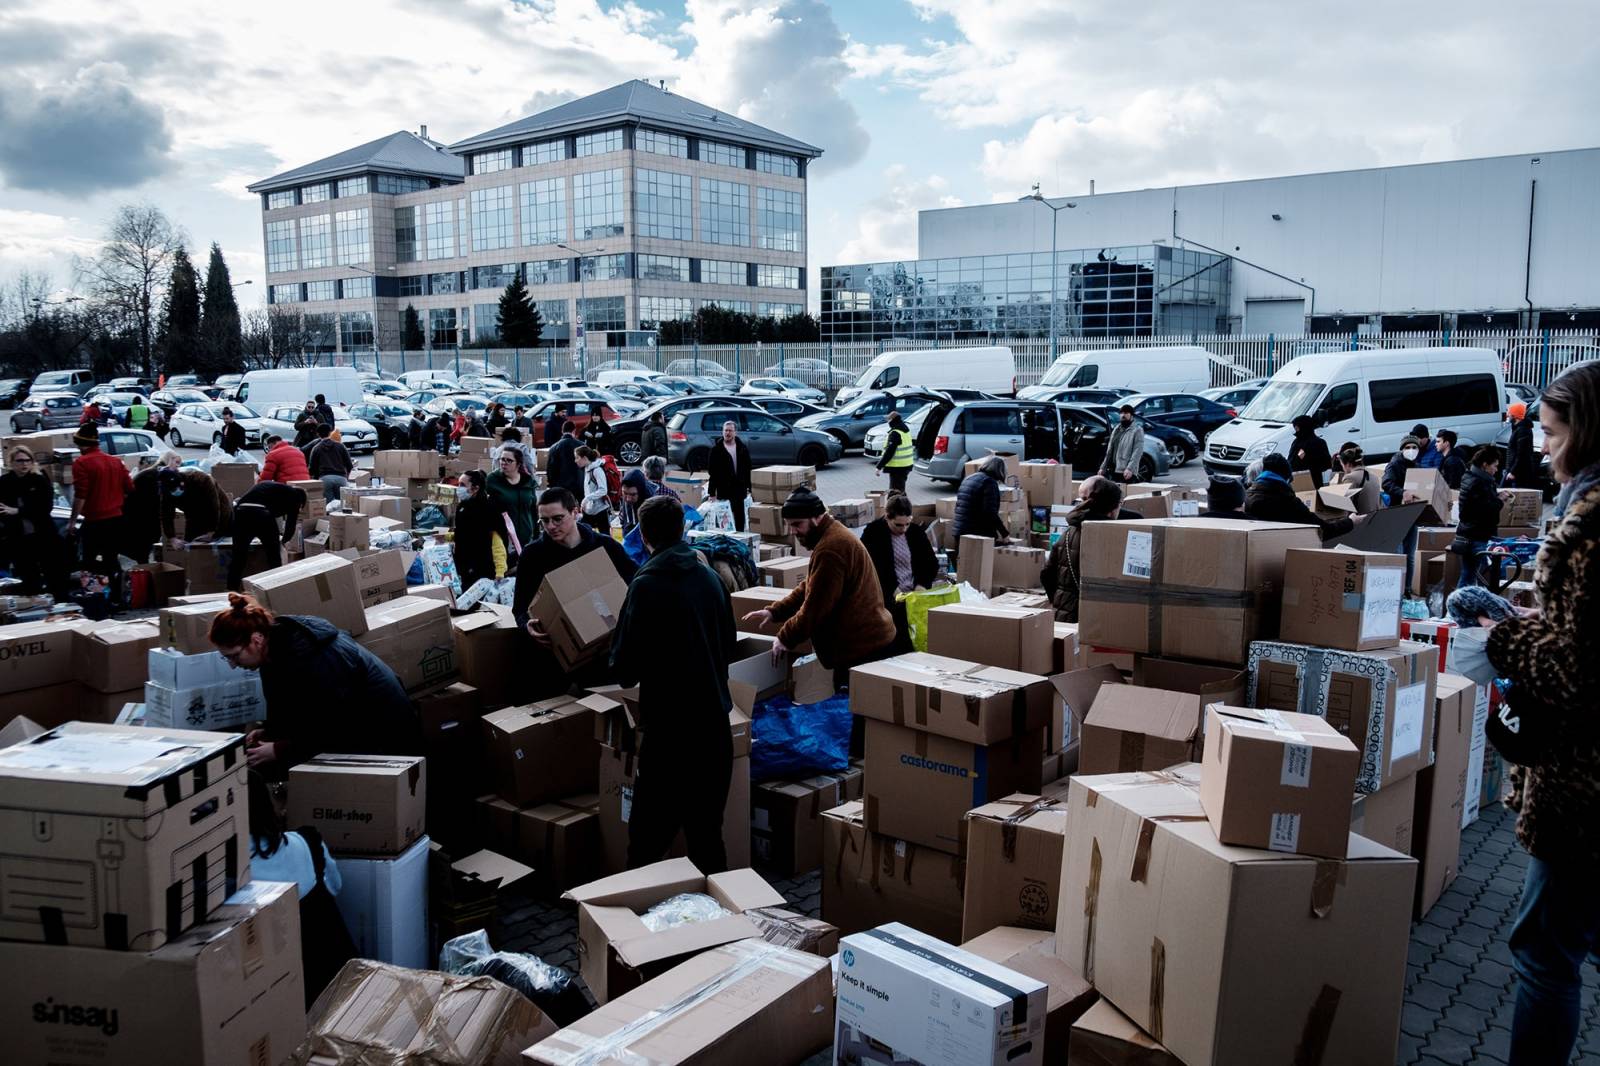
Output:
(607, 381), (677, 403)
(1120, 392), (1239, 442)
(108, 376), (158, 394)
(663, 360), (739, 387)
(150, 388), (214, 418)
(164, 374), (203, 389)
(523, 399), (623, 448)
(8, 393), (83, 432)
(553, 386), (646, 416)
(667, 406), (842, 471)
(347, 400), (418, 449)
(488, 390), (554, 411)
(399, 369), (459, 388)
(0, 378), (27, 408)
(759, 358), (839, 391)
(1023, 386), (1137, 406)
(93, 392), (161, 428)
(256, 403), (378, 452)
(31, 368), (96, 396)
(97, 427), (167, 470)
(1061, 405), (1176, 481)
(421, 393), (491, 417)
(523, 378), (590, 393)
(214, 374), (244, 393)
(167, 402), (265, 449)
(910, 397), (1170, 484)
(593, 366), (659, 386)
(1504, 382), (1539, 405)
(457, 375), (514, 394)
(362, 379), (411, 398)
(1199, 379), (1268, 409)
(741, 376), (826, 404)
(748, 396), (829, 424)
(606, 394), (763, 464)
(794, 388), (946, 451)
(238, 366), (365, 408)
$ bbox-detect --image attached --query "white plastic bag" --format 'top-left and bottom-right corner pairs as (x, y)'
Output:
(200, 444), (261, 473)
(638, 893), (730, 933)
(456, 576), (515, 610)
(698, 499), (735, 531)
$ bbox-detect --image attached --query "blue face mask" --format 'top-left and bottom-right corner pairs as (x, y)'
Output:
(456, 486), (470, 500)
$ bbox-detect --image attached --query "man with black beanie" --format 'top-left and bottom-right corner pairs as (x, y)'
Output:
(1205, 474), (1249, 520)
(1244, 452), (1360, 543)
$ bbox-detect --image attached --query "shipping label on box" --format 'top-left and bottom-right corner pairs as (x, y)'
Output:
(962, 795), (1069, 942)
(1121, 487), (1202, 519)
(1279, 547), (1407, 651)
(530, 550), (628, 672)
(287, 753), (426, 856)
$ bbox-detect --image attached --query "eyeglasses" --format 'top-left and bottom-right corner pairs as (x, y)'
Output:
(217, 646), (245, 663)
(498, 456), (517, 464)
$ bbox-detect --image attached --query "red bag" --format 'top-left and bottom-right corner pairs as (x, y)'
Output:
(601, 455), (623, 508)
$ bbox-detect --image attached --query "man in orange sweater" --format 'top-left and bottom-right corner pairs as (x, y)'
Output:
(259, 434), (310, 484)
(68, 423), (134, 584)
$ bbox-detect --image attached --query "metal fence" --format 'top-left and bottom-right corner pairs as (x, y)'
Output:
(250, 328), (1599, 391)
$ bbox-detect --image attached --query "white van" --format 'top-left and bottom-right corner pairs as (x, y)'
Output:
(1202, 347), (1506, 475)
(237, 367), (365, 409)
(834, 346), (1015, 407)
(594, 369), (662, 387)
(1018, 345), (1213, 399)
(398, 369), (459, 388)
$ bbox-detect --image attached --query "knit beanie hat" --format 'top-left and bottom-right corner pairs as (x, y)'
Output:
(781, 487), (826, 520)
(1261, 453), (1293, 480)
(1208, 474), (1246, 512)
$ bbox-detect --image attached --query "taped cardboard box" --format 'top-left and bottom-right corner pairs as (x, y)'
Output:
(836, 922), (1048, 1066)
(925, 602), (1054, 675)
(144, 648), (266, 731)
(992, 543), (1047, 591)
(1317, 476), (1381, 515)
(730, 586), (811, 651)
(1200, 705), (1361, 859)
(1078, 683), (1204, 776)
(244, 554), (367, 637)
(287, 753), (426, 857)
(749, 501), (785, 537)
(1018, 461), (1075, 507)
(1350, 772), (1417, 856)
(1248, 639), (1438, 793)
(965, 450), (1021, 482)
(1079, 518), (1322, 666)
(1413, 673), (1474, 917)
(1070, 999), (1182, 1066)
(954, 533), (996, 593)
(1054, 770), (1415, 1066)
(0, 618), (86, 693)
(452, 604), (521, 709)
(821, 799), (965, 944)
(829, 497), (873, 527)
(751, 767), (863, 876)
(483, 694), (606, 806)
(327, 511), (368, 551)
(750, 464), (816, 505)
(962, 794), (1069, 941)
(746, 905), (839, 957)
(564, 857), (786, 1004)
(662, 469), (709, 507)
(289, 479), (327, 517)
(530, 549), (628, 672)
(71, 619), (160, 693)
(1278, 546), (1407, 651)
(961, 926), (1097, 1066)
(300, 957), (555, 1066)
(527, 940), (833, 1066)
(356, 595), (457, 694)
(356, 493), (410, 524)
(517, 794), (601, 891)
(351, 548), (409, 607)
(166, 540), (274, 595)
(0, 879), (305, 1066)
(849, 652), (1054, 745)
(372, 449), (441, 481)
(1121, 486), (1202, 519)
(0, 722), (250, 949)
(158, 599), (230, 653)
(759, 554), (810, 589)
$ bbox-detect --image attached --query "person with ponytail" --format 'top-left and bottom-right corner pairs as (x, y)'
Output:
(208, 592), (419, 775)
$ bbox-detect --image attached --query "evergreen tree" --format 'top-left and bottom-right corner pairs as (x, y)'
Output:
(402, 304), (425, 349)
(497, 276), (543, 347)
(199, 243), (243, 377)
(157, 248), (202, 374)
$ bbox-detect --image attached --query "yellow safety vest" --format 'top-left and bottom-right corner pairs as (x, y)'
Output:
(886, 427), (915, 469)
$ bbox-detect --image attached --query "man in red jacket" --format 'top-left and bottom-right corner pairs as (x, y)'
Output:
(259, 434), (310, 484)
(68, 423), (134, 582)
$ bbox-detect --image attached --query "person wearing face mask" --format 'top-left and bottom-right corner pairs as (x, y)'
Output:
(705, 420), (752, 532)
(485, 443), (537, 556)
(451, 469), (508, 590)
(158, 465), (234, 549)
(740, 488), (897, 689)
(860, 492), (941, 652)
(1382, 437), (1427, 590)
(1099, 404), (1146, 485)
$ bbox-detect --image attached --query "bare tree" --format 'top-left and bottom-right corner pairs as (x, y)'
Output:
(77, 204), (184, 377)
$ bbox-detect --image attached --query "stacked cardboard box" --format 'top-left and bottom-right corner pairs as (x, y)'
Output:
(356, 595), (457, 694)
(828, 497), (874, 527)
(1017, 461), (1075, 508)
(962, 926), (1097, 1065)
(751, 464), (816, 505)
(751, 767), (862, 875)
(1122, 485), (1202, 518)
(145, 646), (266, 730)
(758, 554), (809, 589)
(243, 553), (368, 637)
(821, 799), (966, 944)
(925, 601), (1054, 674)
(961, 794), (1070, 941)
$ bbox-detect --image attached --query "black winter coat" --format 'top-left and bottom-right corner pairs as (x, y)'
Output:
(1290, 431), (1332, 487)
(1506, 418), (1539, 487)
(511, 522), (638, 631)
(1438, 451), (1467, 490)
(307, 438), (353, 478)
(453, 490), (506, 588)
(860, 517), (939, 606)
(1456, 467), (1504, 542)
(293, 413), (320, 448)
(706, 438), (752, 501)
(641, 423), (668, 459)
(260, 615), (420, 768)
(546, 435), (583, 495)
(1244, 476), (1353, 542)
(1382, 455), (1414, 505)
(952, 472), (1006, 541)
(0, 470), (57, 537)
(218, 420), (247, 456)
(580, 419), (614, 455)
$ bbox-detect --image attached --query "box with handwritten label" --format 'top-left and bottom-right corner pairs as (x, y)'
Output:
(1278, 547), (1407, 652)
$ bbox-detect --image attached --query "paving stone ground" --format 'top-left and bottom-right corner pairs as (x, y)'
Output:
(495, 802), (1600, 1064)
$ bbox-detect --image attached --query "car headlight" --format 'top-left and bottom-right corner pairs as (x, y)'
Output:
(1180, 429), (1199, 443)
(1243, 440), (1278, 461)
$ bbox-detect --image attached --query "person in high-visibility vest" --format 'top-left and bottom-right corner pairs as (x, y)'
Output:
(876, 411), (915, 493)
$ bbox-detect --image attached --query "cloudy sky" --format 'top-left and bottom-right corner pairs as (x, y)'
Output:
(2, 0), (1595, 309)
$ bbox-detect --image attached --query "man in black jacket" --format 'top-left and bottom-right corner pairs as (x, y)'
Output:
(640, 413), (668, 460)
(313, 393), (336, 428)
(1205, 474), (1250, 520)
(293, 401), (321, 447)
(1435, 429), (1468, 490)
(545, 421), (583, 496)
(580, 413), (615, 456)
(228, 480), (306, 590)
(544, 404), (568, 449)
(1245, 453), (1358, 543)
(1289, 416), (1332, 488)
(218, 407), (248, 456)
(705, 419), (752, 532)
(1504, 402), (1539, 489)
(407, 409), (428, 449)
(611, 495), (736, 871)
(1452, 446), (1509, 589)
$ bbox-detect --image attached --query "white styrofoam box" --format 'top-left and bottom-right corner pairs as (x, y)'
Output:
(143, 675), (265, 732)
(333, 835), (429, 969)
(147, 647), (226, 691)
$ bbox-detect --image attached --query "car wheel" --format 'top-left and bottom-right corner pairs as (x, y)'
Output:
(798, 443), (827, 468)
(170, 427), (185, 447)
(685, 447), (710, 472)
(617, 438), (643, 465)
(828, 430), (851, 450)
(1166, 442), (1188, 468)
(1140, 456), (1157, 482)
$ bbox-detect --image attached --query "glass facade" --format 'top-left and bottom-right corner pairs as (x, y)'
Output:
(525, 258), (569, 286)
(701, 259), (746, 286)
(635, 169), (692, 241)
(637, 254), (689, 282)
(573, 169), (625, 240)
(305, 280), (335, 302)
(340, 311), (374, 349)
(705, 298), (751, 313)
(473, 304), (500, 342)
(269, 283), (300, 304)
(820, 245), (1231, 342)
(636, 129), (688, 158)
(266, 190), (295, 210)
(756, 187), (802, 252)
(579, 254), (628, 281)
(424, 201), (455, 259)
(302, 183), (331, 203)
(334, 208), (370, 265)
(639, 296), (692, 328)
(472, 263), (518, 290)
(523, 139), (566, 166)
(755, 264), (800, 289)
(341, 276), (373, 299)
(376, 174), (429, 194)
(397, 274), (425, 297)
(429, 308), (457, 346)
(429, 271), (462, 295)
(519, 177), (565, 246)
(473, 149), (512, 174)
(394, 207), (417, 262)
(700, 178), (749, 246)
(265, 219), (296, 273)
(299, 214), (332, 268)
(759, 302), (803, 318)
(578, 296), (626, 332)
(470, 185), (515, 251)
(701, 140), (744, 168)
(534, 298), (568, 325)
(575, 128), (623, 157)
(755, 151), (799, 177)
(336, 176), (368, 197)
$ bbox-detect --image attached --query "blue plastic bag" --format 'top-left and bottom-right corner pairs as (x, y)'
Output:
(749, 693), (851, 783)
(623, 525), (649, 565)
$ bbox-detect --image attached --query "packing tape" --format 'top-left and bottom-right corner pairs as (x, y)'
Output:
(315, 573), (333, 603)
(1294, 983), (1342, 1066)
(867, 831), (883, 890)
(1118, 732), (1147, 773)
(1149, 936), (1167, 1046)
(1310, 859), (1343, 919)
(1082, 837), (1102, 986)
(1130, 813), (1208, 884)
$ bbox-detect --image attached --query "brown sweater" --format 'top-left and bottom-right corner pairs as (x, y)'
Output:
(768, 516), (896, 668)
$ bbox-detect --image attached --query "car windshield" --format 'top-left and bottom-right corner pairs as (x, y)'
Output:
(1241, 381), (1323, 422)
(776, 378), (805, 389)
(1036, 359), (1083, 387)
(207, 403), (258, 418)
(104, 393), (142, 403)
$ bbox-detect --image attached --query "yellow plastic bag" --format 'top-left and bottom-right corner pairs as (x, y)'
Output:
(897, 584), (961, 652)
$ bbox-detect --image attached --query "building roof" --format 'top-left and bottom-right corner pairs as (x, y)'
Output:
(247, 131), (465, 193)
(449, 79), (822, 158)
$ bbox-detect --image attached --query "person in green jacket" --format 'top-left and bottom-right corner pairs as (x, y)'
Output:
(485, 442), (538, 556)
(127, 396), (151, 429)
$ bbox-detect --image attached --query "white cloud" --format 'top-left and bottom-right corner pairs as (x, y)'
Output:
(833, 165), (962, 263)
(0, 208), (103, 274)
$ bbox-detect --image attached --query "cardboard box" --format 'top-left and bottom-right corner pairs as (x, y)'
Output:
(1018, 462), (1075, 507)
(1413, 674), (1475, 917)
(1121, 486), (1202, 519)
(1070, 1000), (1182, 1066)
(0, 618), (89, 694)
(564, 858), (786, 1004)
(158, 599), (233, 654)
(924, 603), (1054, 675)
(518, 794), (601, 891)
(862, 717), (1044, 854)
(1200, 704), (1361, 858)
(820, 799), (965, 943)
(748, 502), (785, 537)
(750, 464), (816, 505)
(129, 560), (187, 607)
(1249, 639), (1438, 793)
(327, 511), (369, 551)
(992, 543), (1047, 591)
(1079, 518), (1322, 665)
(484, 695), (606, 806)
(527, 940), (832, 1066)
(961, 927), (1097, 1066)
(303, 957), (554, 1065)
(530, 549), (628, 671)
(332, 835), (430, 968)
(759, 554), (810, 589)
(729, 586), (810, 649)
(596, 746), (752, 876)
(746, 905), (839, 957)
(1078, 684), (1204, 775)
(243, 553), (368, 637)
(209, 461), (256, 500)
(1279, 547), (1407, 651)
(0, 879), (305, 1066)
(955, 534), (996, 592)
(835, 921), (1048, 1066)
(962, 795), (1069, 941)
(829, 497), (874, 528)
(144, 649), (266, 732)
(356, 493), (409, 523)
(71, 619), (160, 693)
(1351, 772), (1418, 855)
(750, 767), (863, 876)
(287, 753), (426, 856)
(371, 449), (441, 481)
(1055, 770), (1416, 1066)
(353, 595), (455, 693)
(1318, 476), (1381, 515)
(165, 540), (274, 595)
(452, 604), (521, 709)
(849, 652), (1054, 745)
(965, 450), (1021, 482)
(0, 722), (250, 949)
(662, 469), (709, 507)
(1404, 467), (1454, 525)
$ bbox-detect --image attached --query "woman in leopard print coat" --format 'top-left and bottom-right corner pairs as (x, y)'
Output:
(1483, 361), (1600, 1064)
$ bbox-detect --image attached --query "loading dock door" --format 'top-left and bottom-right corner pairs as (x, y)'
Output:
(1245, 298), (1306, 334)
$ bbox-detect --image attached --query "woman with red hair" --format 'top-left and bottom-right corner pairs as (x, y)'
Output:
(209, 593), (419, 775)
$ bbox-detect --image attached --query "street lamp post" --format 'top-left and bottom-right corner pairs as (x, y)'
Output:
(558, 242), (605, 377)
(1020, 186), (1076, 355)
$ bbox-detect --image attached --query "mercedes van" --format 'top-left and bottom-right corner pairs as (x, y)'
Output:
(1201, 347), (1506, 475)
(834, 346), (1014, 407)
(1018, 345), (1215, 399)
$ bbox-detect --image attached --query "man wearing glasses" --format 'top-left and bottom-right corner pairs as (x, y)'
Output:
(510, 487), (638, 699)
(0, 446), (67, 594)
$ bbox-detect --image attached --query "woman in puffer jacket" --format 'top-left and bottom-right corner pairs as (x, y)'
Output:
(1040, 477), (1125, 622)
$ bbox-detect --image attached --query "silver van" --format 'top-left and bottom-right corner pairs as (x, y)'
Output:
(912, 399), (1170, 484)
(31, 369), (95, 396)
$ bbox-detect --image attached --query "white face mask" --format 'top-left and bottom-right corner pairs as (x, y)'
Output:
(456, 485), (470, 500)
(1402, 448), (1419, 461)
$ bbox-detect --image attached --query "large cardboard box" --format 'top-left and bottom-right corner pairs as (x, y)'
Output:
(962, 794), (1069, 941)
(72, 620), (161, 693)
(1199, 705), (1361, 858)
(166, 540), (273, 595)
(530, 549), (628, 671)
(1121, 486), (1202, 519)
(750, 767), (862, 876)
(1055, 769), (1416, 1066)
(835, 922), (1048, 1066)
(1070, 1000), (1182, 1066)
(746, 905), (839, 957)
(1413, 674), (1475, 917)
(750, 464), (816, 504)
(1405, 467), (1455, 525)
(527, 940), (833, 1066)
(286, 753), (427, 856)
(759, 554), (810, 589)
(1249, 639), (1438, 793)
(351, 547), (408, 607)
(372, 449), (441, 481)
(821, 800), (965, 943)
(302, 957), (555, 1065)
(159, 599), (233, 653)
(1047, 664), (1124, 757)
(243, 553), (367, 637)
(849, 652), (1054, 745)
(730, 585), (811, 651)
(1018, 462), (1075, 507)
(483, 695), (606, 807)
(925, 603), (1054, 675)
(327, 511), (369, 551)
(662, 469), (710, 507)
(1350, 772), (1418, 855)
(1079, 518), (1322, 665)
(0, 618), (88, 694)
(992, 544), (1048, 591)
(356, 595), (457, 693)
(0, 879), (305, 1066)
(956, 534), (996, 593)
(452, 603), (521, 709)
(1278, 547), (1407, 651)
(518, 794), (601, 891)
(332, 835), (429, 968)
(357, 493), (410, 523)
(962, 927), (1097, 1066)
(1501, 487), (1544, 527)
(862, 718), (1043, 854)
(1078, 684), (1204, 776)
(144, 647), (267, 731)
(749, 501), (785, 537)
(564, 858), (786, 1004)
(0, 722), (249, 949)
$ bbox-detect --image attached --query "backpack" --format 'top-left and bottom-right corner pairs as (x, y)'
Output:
(602, 455), (623, 507)
(293, 826), (358, 1007)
